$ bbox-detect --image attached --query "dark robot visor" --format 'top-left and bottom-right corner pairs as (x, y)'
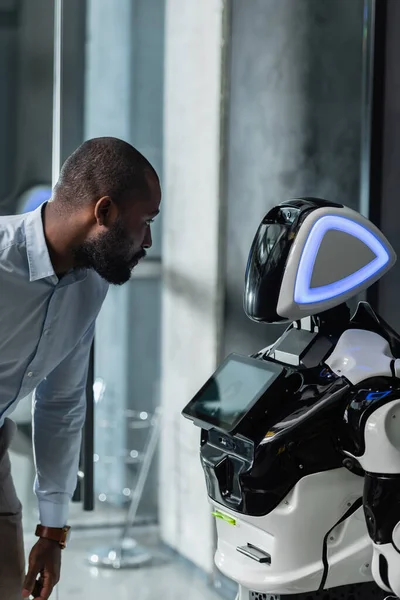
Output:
(244, 221), (293, 323)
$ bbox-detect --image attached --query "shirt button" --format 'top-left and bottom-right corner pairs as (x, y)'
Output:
(27, 372), (33, 377)
(44, 330), (50, 336)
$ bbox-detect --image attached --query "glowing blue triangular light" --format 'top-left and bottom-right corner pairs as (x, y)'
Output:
(294, 215), (390, 304)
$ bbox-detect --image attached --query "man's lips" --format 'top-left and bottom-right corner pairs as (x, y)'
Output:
(130, 254), (145, 268)
(128, 249), (147, 269)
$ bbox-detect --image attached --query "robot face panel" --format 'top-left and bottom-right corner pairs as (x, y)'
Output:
(244, 198), (396, 323)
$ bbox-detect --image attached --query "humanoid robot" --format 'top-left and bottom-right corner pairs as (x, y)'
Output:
(182, 198), (400, 600)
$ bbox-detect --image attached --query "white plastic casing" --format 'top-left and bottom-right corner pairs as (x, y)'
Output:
(325, 328), (394, 385)
(212, 469), (372, 595)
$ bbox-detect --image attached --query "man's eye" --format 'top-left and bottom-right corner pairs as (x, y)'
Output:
(146, 219), (155, 225)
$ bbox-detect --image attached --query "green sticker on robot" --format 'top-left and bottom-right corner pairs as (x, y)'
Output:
(212, 510), (237, 526)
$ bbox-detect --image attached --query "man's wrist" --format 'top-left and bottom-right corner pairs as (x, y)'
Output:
(36, 537), (62, 550)
(35, 524), (71, 549)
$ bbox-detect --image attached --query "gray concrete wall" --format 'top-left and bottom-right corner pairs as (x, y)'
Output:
(159, 0), (225, 573)
(222, 0), (364, 357)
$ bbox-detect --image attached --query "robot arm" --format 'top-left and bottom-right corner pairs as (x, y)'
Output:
(360, 398), (400, 597)
(325, 326), (400, 597)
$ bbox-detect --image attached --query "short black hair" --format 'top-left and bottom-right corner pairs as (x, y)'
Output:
(54, 137), (158, 210)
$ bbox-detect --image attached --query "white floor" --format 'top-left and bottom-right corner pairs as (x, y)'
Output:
(24, 526), (224, 600)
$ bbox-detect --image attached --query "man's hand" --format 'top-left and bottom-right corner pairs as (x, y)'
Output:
(22, 538), (61, 599)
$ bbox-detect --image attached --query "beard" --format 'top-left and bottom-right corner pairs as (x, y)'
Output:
(73, 218), (146, 285)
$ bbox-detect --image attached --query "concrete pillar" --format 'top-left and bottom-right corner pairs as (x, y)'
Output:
(159, 0), (226, 573)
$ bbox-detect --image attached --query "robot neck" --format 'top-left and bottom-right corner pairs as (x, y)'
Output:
(257, 302), (352, 368)
(295, 302), (351, 335)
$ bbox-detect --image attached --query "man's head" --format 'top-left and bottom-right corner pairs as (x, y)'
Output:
(52, 137), (161, 285)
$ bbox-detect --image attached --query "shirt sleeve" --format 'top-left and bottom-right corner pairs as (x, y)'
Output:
(32, 321), (95, 528)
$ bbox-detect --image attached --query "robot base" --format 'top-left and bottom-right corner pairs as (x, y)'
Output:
(238, 582), (389, 600)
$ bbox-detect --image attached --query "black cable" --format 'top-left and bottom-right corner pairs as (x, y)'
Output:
(390, 359), (396, 379)
(319, 497), (363, 591)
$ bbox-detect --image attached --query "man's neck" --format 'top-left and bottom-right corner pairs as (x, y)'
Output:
(42, 202), (76, 276)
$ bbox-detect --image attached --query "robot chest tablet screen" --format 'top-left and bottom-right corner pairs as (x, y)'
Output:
(182, 353), (284, 433)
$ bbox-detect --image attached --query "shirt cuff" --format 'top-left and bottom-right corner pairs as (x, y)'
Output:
(38, 500), (70, 528)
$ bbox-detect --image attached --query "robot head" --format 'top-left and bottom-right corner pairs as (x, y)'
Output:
(244, 197), (396, 323)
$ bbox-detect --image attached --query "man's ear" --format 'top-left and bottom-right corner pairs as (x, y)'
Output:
(94, 196), (114, 226)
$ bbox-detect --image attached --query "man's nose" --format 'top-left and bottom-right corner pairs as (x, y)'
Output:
(143, 227), (152, 249)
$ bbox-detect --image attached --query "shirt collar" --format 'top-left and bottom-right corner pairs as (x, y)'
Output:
(24, 203), (56, 282)
(24, 202), (88, 284)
